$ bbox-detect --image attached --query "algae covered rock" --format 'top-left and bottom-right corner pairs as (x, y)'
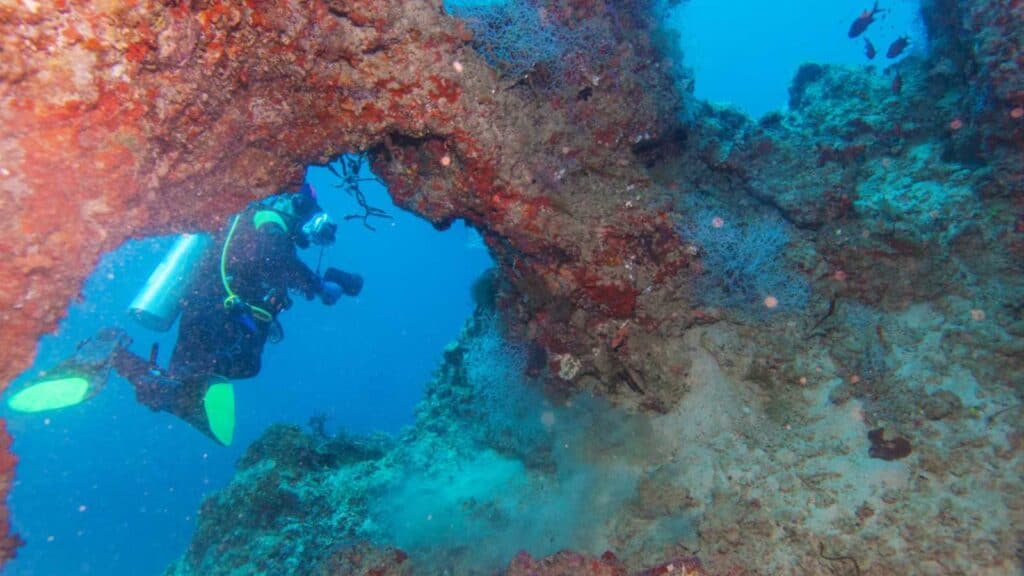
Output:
(168, 423), (394, 576)
(238, 423), (392, 472)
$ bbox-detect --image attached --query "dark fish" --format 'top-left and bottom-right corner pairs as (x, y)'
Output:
(864, 38), (876, 59)
(848, 1), (884, 38)
(886, 36), (910, 58)
(891, 72), (902, 95)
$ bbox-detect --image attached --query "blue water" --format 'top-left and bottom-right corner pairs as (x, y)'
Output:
(669, 0), (924, 118)
(3, 1), (928, 573)
(2, 165), (492, 575)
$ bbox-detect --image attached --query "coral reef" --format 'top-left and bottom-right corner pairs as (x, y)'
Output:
(1, 0), (1022, 571)
(456, 310), (553, 468)
(446, 0), (567, 78)
(507, 549), (705, 576)
(319, 542), (412, 575)
(168, 292), (1022, 574)
(165, 307), (715, 575)
(166, 0), (1023, 569)
(180, 424), (392, 573)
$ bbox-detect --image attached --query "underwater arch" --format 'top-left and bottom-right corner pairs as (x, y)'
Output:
(1, 0), (1022, 573)
(1, 6), (692, 562)
(3, 156), (494, 574)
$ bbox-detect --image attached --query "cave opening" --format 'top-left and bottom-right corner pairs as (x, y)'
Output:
(2, 155), (494, 576)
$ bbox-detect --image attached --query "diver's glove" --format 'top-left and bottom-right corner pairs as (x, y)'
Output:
(324, 267), (363, 297)
(320, 280), (343, 306)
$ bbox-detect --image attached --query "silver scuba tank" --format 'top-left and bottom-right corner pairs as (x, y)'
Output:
(128, 234), (211, 332)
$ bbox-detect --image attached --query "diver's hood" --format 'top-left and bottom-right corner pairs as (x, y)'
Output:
(263, 188), (325, 247)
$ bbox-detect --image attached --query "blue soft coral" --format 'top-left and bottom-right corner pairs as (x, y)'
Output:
(679, 209), (809, 314)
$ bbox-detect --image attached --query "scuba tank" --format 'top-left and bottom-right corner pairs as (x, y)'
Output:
(129, 234), (211, 331)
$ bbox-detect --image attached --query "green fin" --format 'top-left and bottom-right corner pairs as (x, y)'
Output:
(203, 380), (235, 446)
(8, 376), (90, 413)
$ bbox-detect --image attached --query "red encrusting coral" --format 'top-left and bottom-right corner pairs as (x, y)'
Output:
(0, 424), (21, 565)
(575, 269), (640, 318)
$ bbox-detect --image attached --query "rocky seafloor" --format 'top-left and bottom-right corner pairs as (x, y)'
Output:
(163, 1), (1024, 574)
(167, 269), (1023, 575)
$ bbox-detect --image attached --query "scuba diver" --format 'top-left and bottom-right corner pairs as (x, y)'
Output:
(7, 184), (363, 446)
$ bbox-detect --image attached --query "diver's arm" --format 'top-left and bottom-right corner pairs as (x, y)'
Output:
(286, 258), (323, 299)
(258, 227), (324, 298)
(281, 252), (323, 299)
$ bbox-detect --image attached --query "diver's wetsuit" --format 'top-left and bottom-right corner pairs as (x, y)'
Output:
(111, 204), (323, 426)
(171, 205), (321, 381)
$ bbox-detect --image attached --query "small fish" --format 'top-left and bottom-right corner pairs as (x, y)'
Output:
(891, 72), (902, 95)
(864, 38), (876, 59)
(886, 36), (910, 58)
(848, 1), (885, 38)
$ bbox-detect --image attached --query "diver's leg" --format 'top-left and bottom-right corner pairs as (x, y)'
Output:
(151, 303), (250, 445)
(74, 327), (133, 367)
(224, 324), (266, 379)
(111, 347), (233, 444)
(109, 345), (186, 412)
(6, 327), (135, 413)
(168, 302), (225, 380)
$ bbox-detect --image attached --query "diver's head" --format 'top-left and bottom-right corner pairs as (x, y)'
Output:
(271, 184), (337, 247)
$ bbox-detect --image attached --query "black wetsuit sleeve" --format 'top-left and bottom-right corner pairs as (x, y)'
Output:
(257, 226), (322, 298)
